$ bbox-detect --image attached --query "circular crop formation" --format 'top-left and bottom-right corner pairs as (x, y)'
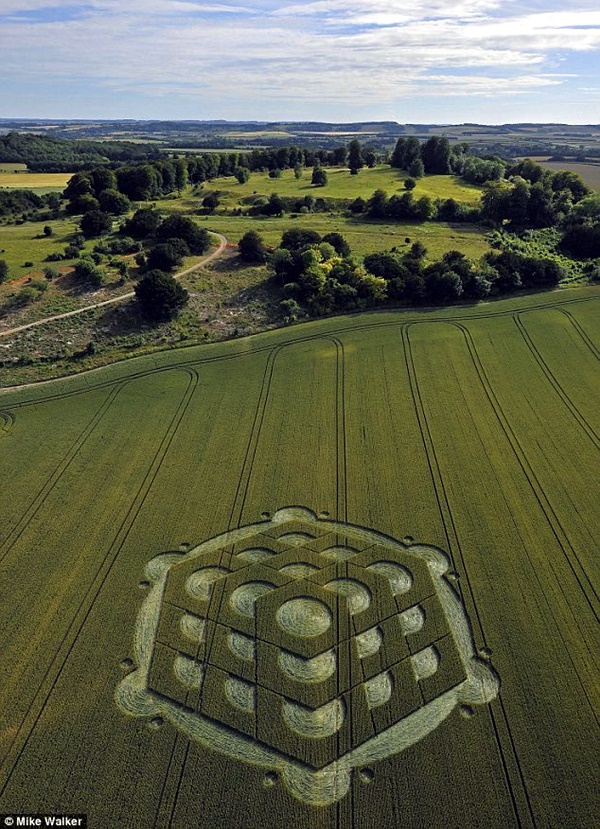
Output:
(276, 597), (333, 637)
(118, 507), (500, 806)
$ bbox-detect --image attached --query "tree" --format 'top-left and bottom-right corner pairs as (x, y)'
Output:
(89, 167), (117, 196)
(43, 225), (53, 237)
(122, 207), (161, 239)
(134, 270), (189, 321)
(364, 149), (378, 168)
(266, 193), (284, 216)
(348, 139), (364, 175)
(156, 215), (211, 254)
(0, 259), (8, 283)
(390, 138), (408, 169)
(202, 192), (219, 213)
(281, 228), (321, 251)
(146, 240), (189, 271)
(98, 189), (131, 215)
(80, 210), (112, 238)
(408, 157), (424, 179)
(421, 137), (452, 174)
(311, 166), (328, 187)
(238, 230), (267, 263)
(404, 177), (416, 190)
(366, 189), (389, 218)
(322, 232), (351, 257)
(235, 166), (250, 184)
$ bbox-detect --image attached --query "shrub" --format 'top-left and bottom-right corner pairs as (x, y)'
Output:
(134, 269), (189, 321)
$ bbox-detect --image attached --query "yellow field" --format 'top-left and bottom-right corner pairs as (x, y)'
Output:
(0, 171), (71, 190)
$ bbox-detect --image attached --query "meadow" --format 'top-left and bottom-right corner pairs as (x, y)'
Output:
(198, 166), (483, 205)
(0, 286), (597, 828)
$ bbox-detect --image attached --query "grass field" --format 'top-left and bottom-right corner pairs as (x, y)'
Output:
(198, 213), (492, 260)
(0, 171), (71, 192)
(0, 218), (91, 276)
(0, 286), (597, 828)
(197, 166), (483, 205)
(0, 163), (28, 173)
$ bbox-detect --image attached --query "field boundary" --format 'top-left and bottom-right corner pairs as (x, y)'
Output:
(2, 292), (597, 406)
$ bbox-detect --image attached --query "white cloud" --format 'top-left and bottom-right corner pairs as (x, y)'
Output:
(1, 1), (599, 117)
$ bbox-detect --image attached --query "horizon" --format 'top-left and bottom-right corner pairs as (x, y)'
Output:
(1, 2), (599, 124)
(1, 118), (599, 128)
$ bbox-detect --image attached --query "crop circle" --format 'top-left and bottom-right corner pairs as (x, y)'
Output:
(276, 597), (332, 637)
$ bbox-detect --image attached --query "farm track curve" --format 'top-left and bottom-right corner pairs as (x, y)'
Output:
(1, 294), (596, 406)
(0, 233), (228, 340)
(514, 313), (599, 447)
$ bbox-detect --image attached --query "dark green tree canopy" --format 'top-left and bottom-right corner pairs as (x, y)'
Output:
(80, 209), (112, 238)
(134, 269), (189, 321)
(156, 215), (211, 254)
(122, 207), (162, 239)
(238, 230), (268, 263)
(348, 139), (364, 174)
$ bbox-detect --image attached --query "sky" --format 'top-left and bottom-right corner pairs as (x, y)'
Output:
(0, 0), (599, 123)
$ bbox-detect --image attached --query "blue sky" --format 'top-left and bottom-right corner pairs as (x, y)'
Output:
(1, 0), (599, 122)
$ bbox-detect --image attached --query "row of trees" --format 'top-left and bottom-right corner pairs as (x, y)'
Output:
(0, 131), (161, 172)
(238, 228), (569, 319)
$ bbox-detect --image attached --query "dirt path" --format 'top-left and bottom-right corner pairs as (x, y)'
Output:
(0, 232), (228, 339)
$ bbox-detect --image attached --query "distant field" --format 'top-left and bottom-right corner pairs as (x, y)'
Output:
(0, 288), (597, 828)
(0, 163), (28, 173)
(540, 161), (600, 191)
(0, 171), (71, 192)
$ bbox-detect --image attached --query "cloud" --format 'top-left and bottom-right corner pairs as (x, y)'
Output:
(1, 1), (599, 118)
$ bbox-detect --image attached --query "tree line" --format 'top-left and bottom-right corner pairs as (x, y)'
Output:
(0, 132), (162, 172)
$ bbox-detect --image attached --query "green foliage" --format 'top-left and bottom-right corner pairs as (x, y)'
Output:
(147, 239), (189, 271)
(73, 258), (104, 286)
(80, 209), (112, 238)
(98, 189), (131, 215)
(348, 139), (364, 175)
(134, 269), (189, 321)
(238, 230), (268, 263)
(156, 215), (211, 254)
(234, 166), (250, 184)
(0, 130), (161, 172)
(311, 167), (328, 187)
(122, 207), (162, 240)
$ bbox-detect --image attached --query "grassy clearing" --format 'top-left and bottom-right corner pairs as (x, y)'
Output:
(196, 213), (491, 260)
(197, 165), (483, 205)
(0, 218), (87, 276)
(0, 288), (597, 827)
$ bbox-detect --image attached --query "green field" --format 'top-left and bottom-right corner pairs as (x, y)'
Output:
(0, 218), (91, 277)
(0, 287), (597, 827)
(198, 166), (483, 205)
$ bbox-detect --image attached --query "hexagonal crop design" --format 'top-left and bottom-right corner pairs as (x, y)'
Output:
(116, 507), (499, 805)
